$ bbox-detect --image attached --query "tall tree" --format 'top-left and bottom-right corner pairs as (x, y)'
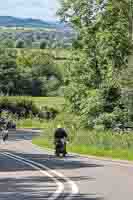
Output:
(16, 40), (25, 48)
(58, 0), (131, 129)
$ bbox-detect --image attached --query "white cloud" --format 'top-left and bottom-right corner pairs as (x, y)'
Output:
(0, 0), (59, 21)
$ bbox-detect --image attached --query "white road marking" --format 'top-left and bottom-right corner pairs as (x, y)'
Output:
(2, 152), (64, 200)
(3, 152), (79, 199)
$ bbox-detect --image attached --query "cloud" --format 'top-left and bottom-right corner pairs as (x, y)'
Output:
(0, 0), (59, 21)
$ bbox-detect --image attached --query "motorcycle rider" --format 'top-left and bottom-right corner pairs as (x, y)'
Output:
(1, 123), (8, 142)
(54, 124), (68, 156)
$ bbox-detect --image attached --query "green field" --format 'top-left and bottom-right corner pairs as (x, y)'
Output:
(32, 97), (65, 109)
(0, 27), (56, 32)
(5, 47), (71, 62)
(0, 96), (65, 110)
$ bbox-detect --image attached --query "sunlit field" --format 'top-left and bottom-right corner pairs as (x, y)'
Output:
(0, 96), (65, 109)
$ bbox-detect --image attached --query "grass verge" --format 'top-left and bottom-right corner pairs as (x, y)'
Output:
(32, 112), (133, 161)
(17, 119), (46, 129)
(33, 137), (133, 161)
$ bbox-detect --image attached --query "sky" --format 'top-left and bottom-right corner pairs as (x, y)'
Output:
(0, 0), (60, 21)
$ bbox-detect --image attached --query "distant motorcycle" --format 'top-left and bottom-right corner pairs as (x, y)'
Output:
(7, 121), (16, 130)
(55, 138), (67, 157)
(2, 127), (8, 142)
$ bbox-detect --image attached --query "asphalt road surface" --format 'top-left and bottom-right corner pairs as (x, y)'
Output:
(0, 129), (133, 200)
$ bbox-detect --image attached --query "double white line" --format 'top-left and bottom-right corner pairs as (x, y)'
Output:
(2, 152), (79, 200)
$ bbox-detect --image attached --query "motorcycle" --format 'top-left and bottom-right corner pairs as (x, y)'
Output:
(7, 121), (16, 130)
(55, 138), (67, 157)
(1, 126), (8, 142)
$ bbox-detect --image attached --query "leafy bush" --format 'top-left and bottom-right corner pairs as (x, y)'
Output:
(60, 0), (131, 131)
(0, 97), (59, 119)
(16, 40), (25, 48)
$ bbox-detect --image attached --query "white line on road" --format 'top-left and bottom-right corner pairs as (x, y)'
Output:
(3, 152), (79, 200)
(2, 152), (64, 200)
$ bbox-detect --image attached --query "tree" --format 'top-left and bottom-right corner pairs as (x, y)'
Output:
(16, 40), (25, 48)
(58, 0), (131, 129)
(25, 39), (32, 48)
(0, 48), (63, 96)
(40, 40), (47, 49)
(0, 49), (18, 95)
(2, 39), (14, 48)
(16, 50), (62, 96)
(129, 0), (133, 44)
(126, 0), (133, 86)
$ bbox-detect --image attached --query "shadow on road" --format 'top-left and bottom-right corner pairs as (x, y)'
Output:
(0, 177), (103, 200)
(0, 130), (104, 200)
(0, 151), (104, 199)
(0, 176), (57, 200)
(0, 150), (103, 171)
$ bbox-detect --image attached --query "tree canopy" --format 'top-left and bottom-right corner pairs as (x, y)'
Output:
(58, 0), (132, 130)
(0, 49), (63, 96)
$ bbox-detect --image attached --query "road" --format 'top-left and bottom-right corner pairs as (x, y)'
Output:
(0, 129), (133, 200)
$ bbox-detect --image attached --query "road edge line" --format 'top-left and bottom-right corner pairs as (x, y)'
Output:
(2, 152), (64, 200)
(4, 151), (79, 200)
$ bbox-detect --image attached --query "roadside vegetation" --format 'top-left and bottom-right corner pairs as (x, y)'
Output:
(0, 0), (133, 161)
(33, 0), (133, 161)
(1, 95), (133, 161)
(32, 97), (133, 161)
(33, 130), (133, 161)
(0, 96), (61, 128)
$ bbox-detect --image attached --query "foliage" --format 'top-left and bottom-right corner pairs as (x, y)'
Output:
(40, 40), (48, 49)
(0, 27), (75, 49)
(58, 0), (131, 130)
(0, 96), (59, 120)
(0, 49), (63, 96)
(0, 49), (19, 95)
(33, 109), (133, 160)
(1, 39), (14, 48)
(16, 40), (25, 48)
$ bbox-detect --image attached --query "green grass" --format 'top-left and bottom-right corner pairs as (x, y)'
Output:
(0, 96), (65, 110)
(32, 97), (65, 110)
(33, 132), (133, 161)
(32, 107), (133, 161)
(17, 118), (46, 129)
(4, 48), (71, 61)
(68, 145), (133, 161)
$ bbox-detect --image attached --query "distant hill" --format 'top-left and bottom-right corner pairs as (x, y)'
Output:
(0, 16), (65, 29)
